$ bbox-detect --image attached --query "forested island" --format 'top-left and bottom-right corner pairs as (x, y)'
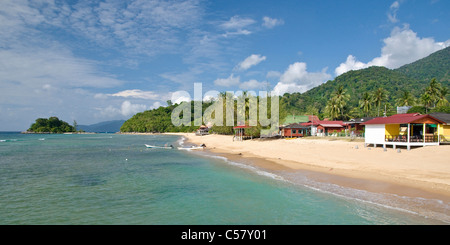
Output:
(26, 117), (76, 133)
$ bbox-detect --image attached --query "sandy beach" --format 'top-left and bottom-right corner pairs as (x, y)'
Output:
(168, 133), (450, 203)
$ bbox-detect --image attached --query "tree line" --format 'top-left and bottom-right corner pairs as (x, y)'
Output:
(323, 78), (449, 120)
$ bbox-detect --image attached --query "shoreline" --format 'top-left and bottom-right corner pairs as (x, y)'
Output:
(177, 133), (450, 198)
(171, 132), (450, 223)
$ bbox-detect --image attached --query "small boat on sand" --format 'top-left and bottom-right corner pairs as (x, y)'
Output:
(145, 144), (173, 149)
(177, 144), (205, 150)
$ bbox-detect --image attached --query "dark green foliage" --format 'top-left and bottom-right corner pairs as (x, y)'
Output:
(120, 103), (199, 133)
(407, 106), (427, 114)
(281, 66), (415, 118)
(28, 117), (75, 133)
(408, 105), (450, 114)
(120, 47), (450, 134)
(396, 46), (450, 85)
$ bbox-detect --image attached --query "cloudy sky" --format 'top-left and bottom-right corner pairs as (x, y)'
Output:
(0, 0), (449, 131)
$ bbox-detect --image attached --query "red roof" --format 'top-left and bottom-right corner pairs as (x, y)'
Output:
(361, 113), (444, 125)
(233, 125), (252, 129)
(301, 120), (344, 127)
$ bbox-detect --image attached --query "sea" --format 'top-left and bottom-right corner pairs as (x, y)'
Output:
(0, 132), (448, 225)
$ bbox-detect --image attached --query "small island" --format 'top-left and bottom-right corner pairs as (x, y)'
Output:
(25, 117), (76, 134)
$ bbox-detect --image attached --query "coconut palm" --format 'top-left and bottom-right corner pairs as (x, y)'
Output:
(359, 92), (373, 117)
(437, 86), (449, 107)
(425, 78), (441, 108)
(331, 85), (350, 120)
(372, 87), (389, 117)
(325, 97), (340, 120)
(396, 90), (416, 107)
(420, 93), (432, 113)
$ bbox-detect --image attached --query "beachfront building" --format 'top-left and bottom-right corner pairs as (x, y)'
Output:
(316, 120), (345, 137)
(195, 125), (209, 136)
(281, 123), (310, 138)
(344, 117), (374, 137)
(233, 125), (251, 141)
(429, 112), (450, 143)
(361, 113), (445, 150)
(280, 115), (320, 137)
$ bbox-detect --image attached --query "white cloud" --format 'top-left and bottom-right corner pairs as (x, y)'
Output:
(239, 79), (270, 90)
(272, 83), (309, 96)
(0, 45), (123, 89)
(214, 74), (240, 87)
(220, 15), (256, 30)
(335, 26), (450, 76)
(219, 15), (256, 37)
(100, 100), (149, 118)
(266, 71), (282, 79)
(262, 16), (284, 28)
(237, 54), (267, 71)
(109, 89), (160, 100)
(120, 101), (148, 116)
(170, 91), (191, 104)
(387, 1), (400, 23)
(272, 62), (332, 96)
(335, 55), (369, 77)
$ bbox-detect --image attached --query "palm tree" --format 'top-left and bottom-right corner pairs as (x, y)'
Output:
(372, 87), (389, 117)
(437, 86), (449, 107)
(325, 97), (340, 120)
(359, 92), (373, 117)
(332, 85), (350, 120)
(396, 90), (415, 107)
(425, 78), (441, 108)
(421, 93), (432, 113)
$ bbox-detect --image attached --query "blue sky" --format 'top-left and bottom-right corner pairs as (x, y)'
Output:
(0, 0), (449, 131)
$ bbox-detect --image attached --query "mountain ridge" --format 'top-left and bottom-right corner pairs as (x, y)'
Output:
(78, 120), (126, 133)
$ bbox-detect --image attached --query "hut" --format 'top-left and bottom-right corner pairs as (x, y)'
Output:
(429, 112), (450, 143)
(316, 120), (345, 136)
(344, 117), (374, 136)
(361, 113), (445, 150)
(281, 123), (310, 138)
(195, 125), (209, 136)
(233, 125), (251, 141)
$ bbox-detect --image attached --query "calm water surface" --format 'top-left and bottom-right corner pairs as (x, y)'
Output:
(0, 133), (447, 224)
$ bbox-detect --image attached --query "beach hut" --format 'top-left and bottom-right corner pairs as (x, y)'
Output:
(361, 113), (445, 150)
(316, 120), (345, 136)
(281, 123), (310, 138)
(233, 125), (251, 141)
(344, 117), (374, 137)
(195, 125), (209, 136)
(429, 112), (450, 143)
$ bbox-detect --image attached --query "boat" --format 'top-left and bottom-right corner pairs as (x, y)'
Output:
(177, 145), (205, 150)
(145, 144), (173, 149)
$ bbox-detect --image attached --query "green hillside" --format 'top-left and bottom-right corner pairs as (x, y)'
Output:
(396, 46), (450, 84)
(281, 47), (450, 118)
(280, 66), (416, 117)
(121, 47), (450, 133)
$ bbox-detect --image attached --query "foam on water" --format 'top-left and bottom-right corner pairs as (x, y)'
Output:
(204, 154), (287, 182)
(195, 149), (449, 224)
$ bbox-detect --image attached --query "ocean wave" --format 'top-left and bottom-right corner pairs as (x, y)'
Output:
(188, 149), (449, 224)
(177, 136), (186, 146)
(282, 172), (450, 224)
(205, 154), (287, 182)
(0, 139), (18, 142)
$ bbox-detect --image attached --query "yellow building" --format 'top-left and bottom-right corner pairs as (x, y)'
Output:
(362, 113), (446, 150)
(430, 113), (450, 142)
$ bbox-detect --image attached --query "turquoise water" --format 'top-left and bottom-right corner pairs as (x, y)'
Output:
(0, 133), (446, 224)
